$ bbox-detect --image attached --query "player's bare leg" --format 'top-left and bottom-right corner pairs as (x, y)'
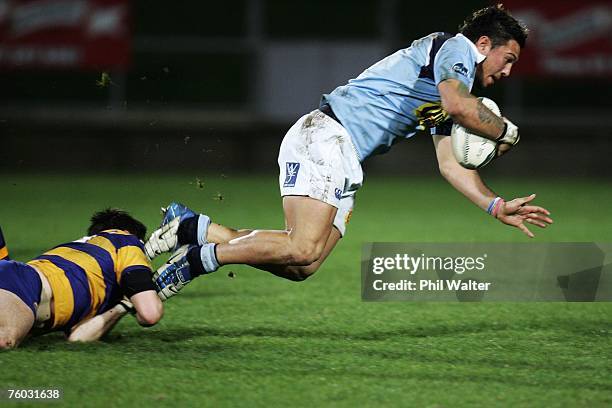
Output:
(149, 197), (341, 278)
(200, 196), (344, 280)
(0, 289), (35, 349)
(214, 196), (337, 276)
(207, 196), (342, 280)
(261, 226), (342, 280)
(185, 220), (341, 281)
(153, 197), (343, 297)
(206, 223), (252, 243)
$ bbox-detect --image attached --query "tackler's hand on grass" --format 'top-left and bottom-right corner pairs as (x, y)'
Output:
(496, 193), (553, 238)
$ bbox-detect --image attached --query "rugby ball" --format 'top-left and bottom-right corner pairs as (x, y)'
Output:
(451, 97), (500, 169)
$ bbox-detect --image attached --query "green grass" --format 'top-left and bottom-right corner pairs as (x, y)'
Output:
(1, 174), (611, 407)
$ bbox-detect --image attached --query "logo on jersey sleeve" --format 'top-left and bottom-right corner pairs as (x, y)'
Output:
(284, 162), (300, 187)
(452, 62), (469, 77)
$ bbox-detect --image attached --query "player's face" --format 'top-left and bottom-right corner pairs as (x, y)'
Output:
(477, 39), (521, 87)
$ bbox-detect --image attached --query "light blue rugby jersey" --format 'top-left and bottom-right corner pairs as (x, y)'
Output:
(321, 33), (486, 160)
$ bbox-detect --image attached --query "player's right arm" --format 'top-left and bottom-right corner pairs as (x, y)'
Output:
(120, 264), (163, 327)
(116, 234), (163, 326)
(438, 79), (504, 140)
(129, 289), (163, 327)
(438, 79), (519, 156)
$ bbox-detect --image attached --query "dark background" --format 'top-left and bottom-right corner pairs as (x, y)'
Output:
(1, 0), (610, 177)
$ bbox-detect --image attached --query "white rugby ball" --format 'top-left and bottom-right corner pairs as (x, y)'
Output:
(451, 97), (501, 169)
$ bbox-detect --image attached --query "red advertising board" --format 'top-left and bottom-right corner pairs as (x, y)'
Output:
(505, 1), (612, 77)
(0, 0), (130, 70)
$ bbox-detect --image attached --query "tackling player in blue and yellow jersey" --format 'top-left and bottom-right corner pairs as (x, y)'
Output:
(0, 209), (163, 349)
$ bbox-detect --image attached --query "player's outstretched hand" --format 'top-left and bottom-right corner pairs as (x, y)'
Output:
(497, 194), (553, 238)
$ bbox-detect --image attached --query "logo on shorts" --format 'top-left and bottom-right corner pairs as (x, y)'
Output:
(284, 162), (300, 187)
(345, 209), (353, 225)
(452, 62), (469, 77)
(334, 188), (342, 200)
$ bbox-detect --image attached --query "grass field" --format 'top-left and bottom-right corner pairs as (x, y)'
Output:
(1, 173), (611, 407)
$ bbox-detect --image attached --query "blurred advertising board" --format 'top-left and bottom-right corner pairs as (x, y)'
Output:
(507, 1), (612, 77)
(0, 0), (130, 70)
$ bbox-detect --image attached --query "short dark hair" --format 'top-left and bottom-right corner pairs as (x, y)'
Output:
(459, 4), (528, 49)
(88, 208), (147, 241)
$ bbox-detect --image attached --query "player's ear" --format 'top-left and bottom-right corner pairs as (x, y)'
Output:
(475, 36), (492, 56)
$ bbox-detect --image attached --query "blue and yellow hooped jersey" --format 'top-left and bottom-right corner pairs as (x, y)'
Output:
(0, 226), (8, 260)
(27, 229), (151, 330)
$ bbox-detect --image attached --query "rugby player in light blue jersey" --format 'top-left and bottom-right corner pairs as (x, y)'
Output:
(146, 5), (553, 297)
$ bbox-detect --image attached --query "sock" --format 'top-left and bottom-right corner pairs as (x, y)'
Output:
(186, 243), (219, 277)
(177, 214), (211, 246)
(197, 214), (211, 245)
(186, 246), (205, 277)
(177, 216), (198, 245)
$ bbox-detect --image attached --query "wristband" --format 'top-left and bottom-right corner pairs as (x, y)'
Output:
(492, 199), (505, 218)
(487, 197), (504, 217)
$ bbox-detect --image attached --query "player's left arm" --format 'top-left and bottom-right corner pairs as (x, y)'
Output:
(66, 288), (161, 342)
(67, 302), (131, 342)
(433, 135), (553, 237)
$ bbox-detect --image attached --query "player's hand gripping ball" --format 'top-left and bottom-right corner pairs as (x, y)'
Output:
(451, 97), (506, 169)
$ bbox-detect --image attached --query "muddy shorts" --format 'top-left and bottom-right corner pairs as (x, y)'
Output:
(278, 109), (363, 236)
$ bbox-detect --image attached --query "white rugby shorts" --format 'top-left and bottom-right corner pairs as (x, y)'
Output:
(278, 109), (363, 236)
